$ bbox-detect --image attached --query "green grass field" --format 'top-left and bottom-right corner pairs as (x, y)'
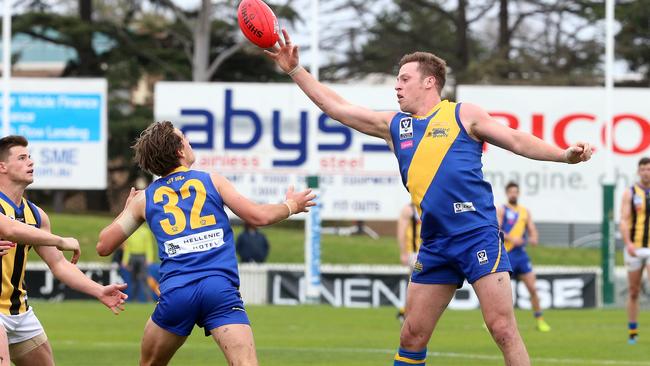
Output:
(35, 301), (649, 366)
(40, 212), (622, 267)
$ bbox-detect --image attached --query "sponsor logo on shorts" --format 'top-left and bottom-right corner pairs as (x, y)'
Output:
(400, 140), (413, 149)
(231, 306), (246, 312)
(453, 202), (476, 213)
(477, 250), (488, 265)
(399, 117), (413, 140)
(413, 261), (423, 272)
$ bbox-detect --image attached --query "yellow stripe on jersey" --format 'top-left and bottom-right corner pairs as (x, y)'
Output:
(503, 205), (529, 252)
(0, 197), (35, 315)
(394, 353), (426, 364)
(630, 185), (649, 248)
(406, 100), (459, 218)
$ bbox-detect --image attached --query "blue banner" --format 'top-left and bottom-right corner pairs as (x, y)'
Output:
(0, 92), (102, 142)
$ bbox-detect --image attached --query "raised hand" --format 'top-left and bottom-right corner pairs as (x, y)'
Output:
(564, 142), (593, 164)
(284, 185), (317, 215)
(263, 28), (300, 74)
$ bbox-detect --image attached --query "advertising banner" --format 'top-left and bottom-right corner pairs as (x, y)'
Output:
(156, 83), (649, 222)
(267, 269), (597, 309)
(2, 78), (107, 189)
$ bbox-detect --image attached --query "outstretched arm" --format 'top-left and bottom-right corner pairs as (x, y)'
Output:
(97, 188), (146, 256)
(265, 29), (396, 143)
(36, 212), (128, 314)
(212, 173), (316, 226)
(0, 211), (79, 259)
(462, 103), (592, 164)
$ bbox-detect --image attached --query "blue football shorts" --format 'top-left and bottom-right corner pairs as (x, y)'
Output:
(507, 249), (533, 277)
(411, 225), (511, 286)
(152, 275), (250, 337)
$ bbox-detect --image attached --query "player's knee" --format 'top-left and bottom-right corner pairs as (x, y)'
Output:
(487, 318), (518, 347)
(399, 321), (428, 349)
(629, 287), (640, 300)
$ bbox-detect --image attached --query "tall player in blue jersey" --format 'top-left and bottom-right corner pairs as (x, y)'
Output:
(496, 181), (551, 332)
(96, 121), (316, 366)
(265, 29), (592, 366)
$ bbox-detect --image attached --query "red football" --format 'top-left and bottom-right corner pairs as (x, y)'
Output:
(237, 0), (279, 48)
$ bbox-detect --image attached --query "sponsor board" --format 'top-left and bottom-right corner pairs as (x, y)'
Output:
(2, 78), (107, 189)
(156, 83), (649, 222)
(267, 270), (597, 309)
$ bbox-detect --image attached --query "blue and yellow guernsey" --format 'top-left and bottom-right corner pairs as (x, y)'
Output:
(145, 167), (239, 293)
(501, 204), (529, 253)
(390, 100), (497, 241)
(0, 192), (41, 315)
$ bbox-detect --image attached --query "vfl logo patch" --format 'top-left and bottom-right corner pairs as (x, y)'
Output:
(453, 202), (476, 213)
(400, 140), (413, 149)
(477, 250), (488, 265)
(429, 128), (449, 138)
(399, 117), (413, 140)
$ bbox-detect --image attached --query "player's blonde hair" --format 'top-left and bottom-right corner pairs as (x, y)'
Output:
(399, 52), (447, 94)
(133, 121), (183, 177)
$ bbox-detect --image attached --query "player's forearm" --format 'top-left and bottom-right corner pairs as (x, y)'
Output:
(291, 67), (348, 119)
(3, 221), (65, 247)
(249, 201), (296, 226)
(511, 131), (566, 163)
(620, 221), (633, 246)
(50, 261), (102, 298)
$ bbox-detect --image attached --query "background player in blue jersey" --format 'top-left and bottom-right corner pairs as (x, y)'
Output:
(496, 181), (551, 332)
(96, 121), (316, 366)
(265, 29), (592, 366)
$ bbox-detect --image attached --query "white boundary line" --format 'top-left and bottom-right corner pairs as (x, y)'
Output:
(53, 341), (650, 366)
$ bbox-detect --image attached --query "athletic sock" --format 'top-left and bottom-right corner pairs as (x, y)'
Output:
(394, 348), (426, 366)
(629, 322), (638, 340)
(534, 311), (543, 320)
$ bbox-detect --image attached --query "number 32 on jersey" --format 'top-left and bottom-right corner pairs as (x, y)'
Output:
(153, 179), (216, 235)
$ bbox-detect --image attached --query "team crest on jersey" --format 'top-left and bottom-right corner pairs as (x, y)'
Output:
(429, 128), (449, 138)
(399, 117), (413, 140)
(453, 202), (476, 213)
(476, 250), (488, 265)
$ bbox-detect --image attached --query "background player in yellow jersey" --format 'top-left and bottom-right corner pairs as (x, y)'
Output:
(620, 157), (650, 345)
(496, 181), (550, 332)
(396, 203), (422, 323)
(0, 197), (83, 365)
(0, 136), (128, 366)
(265, 29), (592, 366)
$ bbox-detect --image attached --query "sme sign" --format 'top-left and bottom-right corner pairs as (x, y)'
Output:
(155, 83), (648, 222)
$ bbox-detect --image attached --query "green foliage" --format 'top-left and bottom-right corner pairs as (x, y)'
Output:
(34, 301), (650, 365)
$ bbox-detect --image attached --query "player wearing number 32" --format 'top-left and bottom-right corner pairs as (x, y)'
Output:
(97, 121), (315, 366)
